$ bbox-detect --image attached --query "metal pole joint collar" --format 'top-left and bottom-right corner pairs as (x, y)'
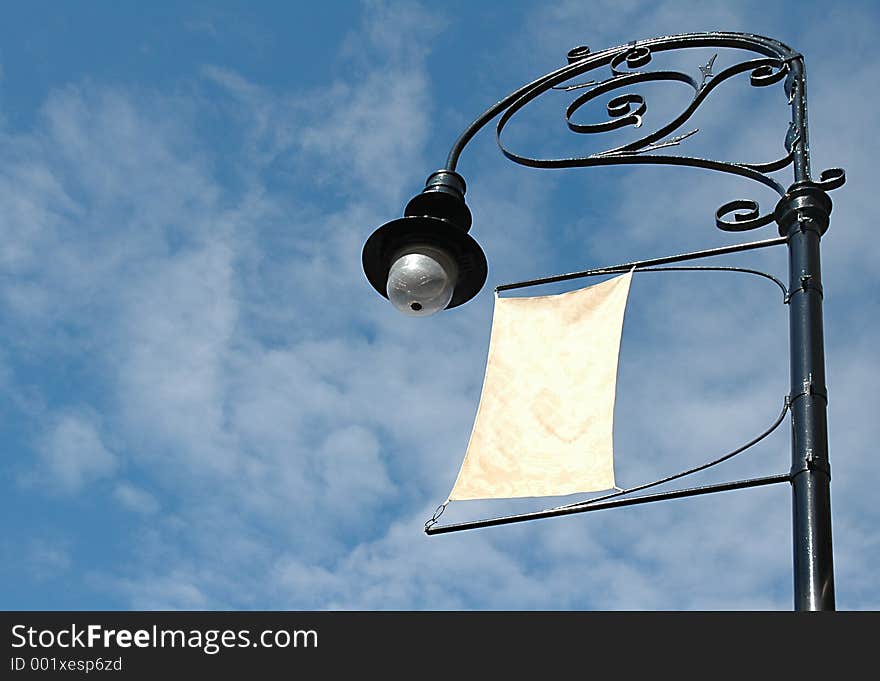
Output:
(775, 182), (832, 237)
(790, 451), (831, 479)
(789, 378), (829, 405)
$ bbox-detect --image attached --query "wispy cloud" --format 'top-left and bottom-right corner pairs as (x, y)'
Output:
(29, 413), (116, 494)
(113, 483), (160, 515)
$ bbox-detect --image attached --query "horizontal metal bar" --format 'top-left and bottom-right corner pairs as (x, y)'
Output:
(425, 474), (790, 535)
(618, 266), (788, 300)
(495, 236), (788, 292)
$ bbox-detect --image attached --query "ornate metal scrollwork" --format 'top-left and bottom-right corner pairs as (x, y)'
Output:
(447, 32), (845, 234)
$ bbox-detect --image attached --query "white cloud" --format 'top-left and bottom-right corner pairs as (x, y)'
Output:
(115, 242), (240, 476)
(26, 539), (73, 581)
(34, 414), (117, 493)
(109, 574), (210, 610)
(113, 483), (161, 515)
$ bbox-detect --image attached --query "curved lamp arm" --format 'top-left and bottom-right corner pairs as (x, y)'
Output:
(362, 31), (845, 314)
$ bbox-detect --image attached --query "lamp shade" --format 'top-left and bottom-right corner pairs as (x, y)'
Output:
(362, 170), (487, 312)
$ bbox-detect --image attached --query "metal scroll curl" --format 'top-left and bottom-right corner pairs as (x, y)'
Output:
(494, 40), (803, 233)
(715, 199), (772, 231)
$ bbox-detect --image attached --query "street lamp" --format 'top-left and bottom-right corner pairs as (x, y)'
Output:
(361, 32), (845, 611)
(361, 170), (486, 315)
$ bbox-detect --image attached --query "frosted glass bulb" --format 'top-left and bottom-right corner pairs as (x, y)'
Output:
(386, 245), (458, 316)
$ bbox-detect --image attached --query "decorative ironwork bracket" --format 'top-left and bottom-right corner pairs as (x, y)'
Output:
(444, 32), (845, 234)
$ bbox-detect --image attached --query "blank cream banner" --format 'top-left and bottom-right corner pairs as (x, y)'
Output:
(449, 270), (633, 500)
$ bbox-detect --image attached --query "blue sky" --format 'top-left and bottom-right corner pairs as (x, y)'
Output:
(0, 0), (876, 610)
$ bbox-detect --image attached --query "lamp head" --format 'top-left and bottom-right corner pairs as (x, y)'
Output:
(362, 170), (487, 316)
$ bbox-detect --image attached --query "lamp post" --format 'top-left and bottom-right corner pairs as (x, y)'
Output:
(361, 32), (845, 611)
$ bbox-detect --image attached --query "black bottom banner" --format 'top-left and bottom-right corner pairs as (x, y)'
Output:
(1, 611), (874, 677)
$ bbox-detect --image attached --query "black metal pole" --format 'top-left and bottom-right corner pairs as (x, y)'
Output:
(778, 53), (836, 610)
(776, 183), (835, 610)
